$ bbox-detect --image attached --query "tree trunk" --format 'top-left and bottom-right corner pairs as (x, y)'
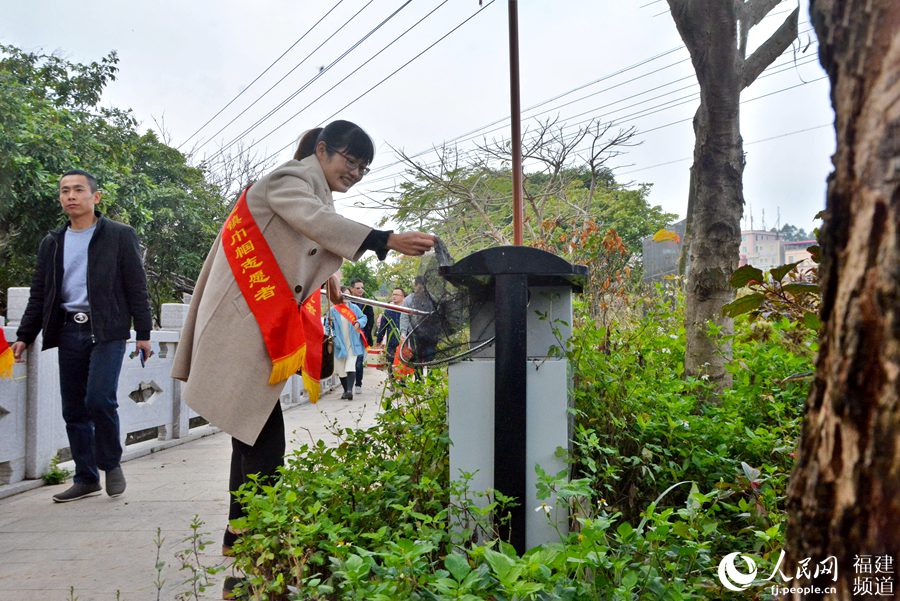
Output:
(668, 0), (745, 387)
(785, 1), (900, 598)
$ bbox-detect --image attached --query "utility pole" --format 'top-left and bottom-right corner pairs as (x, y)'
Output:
(508, 0), (524, 245)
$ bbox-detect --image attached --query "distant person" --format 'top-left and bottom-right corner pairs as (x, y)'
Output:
(330, 286), (367, 400)
(12, 170), (153, 503)
(375, 287), (405, 373)
(399, 276), (438, 368)
(348, 278), (374, 394)
(170, 120), (434, 597)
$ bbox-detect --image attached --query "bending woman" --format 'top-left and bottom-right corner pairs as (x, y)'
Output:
(171, 120), (434, 570)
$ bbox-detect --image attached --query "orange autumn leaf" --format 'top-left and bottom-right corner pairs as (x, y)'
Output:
(652, 229), (682, 243)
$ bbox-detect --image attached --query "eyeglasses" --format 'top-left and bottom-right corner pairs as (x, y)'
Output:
(328, 147), (370, 177)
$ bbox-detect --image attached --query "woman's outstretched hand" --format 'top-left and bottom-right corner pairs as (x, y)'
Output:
(386, 232), (436, 256)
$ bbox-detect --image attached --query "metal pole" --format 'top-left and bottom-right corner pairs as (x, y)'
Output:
(508, 0), (524, 246)
(493, 273), (528, 554)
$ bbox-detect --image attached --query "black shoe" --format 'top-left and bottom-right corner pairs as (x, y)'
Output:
(340, 391), (349, 400)
(52, 482), (102, 503)
(105, 466), (126, 497)
(223, 576), (247, 599)
(222, 527), (240, 557)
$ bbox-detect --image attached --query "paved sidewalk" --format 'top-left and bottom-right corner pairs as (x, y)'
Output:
(0, 370), (386, 601)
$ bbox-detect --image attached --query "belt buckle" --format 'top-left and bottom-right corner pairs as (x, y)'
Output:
(73, 312), (89, 324)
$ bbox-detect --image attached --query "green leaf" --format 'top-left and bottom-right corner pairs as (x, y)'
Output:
(483, 548), (516, 582)
(782, 282), (820, 295)
(731, 265), (765, 288)
(721, 293), (765, 317)
(445, 553), (471, 582)
(622, 570), (639, 589)
(802, 311), (822, 330)
(770, 261), (802, 283)
(806, 244), (822, 263)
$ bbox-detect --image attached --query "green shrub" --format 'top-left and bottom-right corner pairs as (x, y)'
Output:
(227, 285), (813, 599)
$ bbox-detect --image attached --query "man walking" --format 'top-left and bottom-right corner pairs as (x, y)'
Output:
(349, 279), (374, 394)
(11, 170), (153, 503)
(375, 287), (405, 373)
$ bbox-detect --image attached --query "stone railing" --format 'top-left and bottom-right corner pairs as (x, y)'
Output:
(0, 287), (336, 497)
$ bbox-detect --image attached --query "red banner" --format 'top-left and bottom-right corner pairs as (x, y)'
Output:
(222, 188), (320, 400)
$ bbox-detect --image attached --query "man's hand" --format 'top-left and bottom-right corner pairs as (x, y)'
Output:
(136, 340), (153, 363)
(386, 232), (436, 256)
(11, 341), (27, 363)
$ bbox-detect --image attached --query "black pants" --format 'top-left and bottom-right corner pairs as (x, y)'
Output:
(227, 402), (285, 523)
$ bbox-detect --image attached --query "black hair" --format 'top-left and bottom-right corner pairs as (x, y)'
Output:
(393, 287), (406, 297)
(294, 120), (375, 165)
(59, 170), (99, 193)
(350, 279), (364, 287)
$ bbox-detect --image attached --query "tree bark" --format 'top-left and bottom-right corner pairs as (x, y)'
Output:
(785, 1), (900, 598)
(668, 0), (798, 388)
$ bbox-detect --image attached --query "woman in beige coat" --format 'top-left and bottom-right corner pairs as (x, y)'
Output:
(171, 120), (434, 566)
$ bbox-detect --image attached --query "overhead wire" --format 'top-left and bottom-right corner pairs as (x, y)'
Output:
(177, 0), (346, 150)
(192, 0), (801, 170)
(246, 0), (501, 166)
(335, 48), (822, 198)
(613, 123), (833, 176)
(335, 60), (827, 208)
(225, 0), (457, 162)
(201, 0), (397, 161)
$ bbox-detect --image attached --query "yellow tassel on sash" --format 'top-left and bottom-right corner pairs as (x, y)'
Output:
(268, 345), (307, 385)
(301, 371), (321, 404)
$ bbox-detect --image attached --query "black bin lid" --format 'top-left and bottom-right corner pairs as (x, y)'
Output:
(439, 246), (587, 292)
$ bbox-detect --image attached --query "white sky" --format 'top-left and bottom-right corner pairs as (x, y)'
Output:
(2, 0), (833, 234)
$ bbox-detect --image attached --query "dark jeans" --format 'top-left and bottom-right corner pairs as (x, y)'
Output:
(355, 354), (364, 386)
(228, 402), (285, 522)
(57, 323), (126, 484)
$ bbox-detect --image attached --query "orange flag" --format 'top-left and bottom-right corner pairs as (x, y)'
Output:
(1, 330), (14, 379)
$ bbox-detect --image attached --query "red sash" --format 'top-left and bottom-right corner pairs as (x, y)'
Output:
(333, 303), (369, 348)
(222, 188), (323, 402)
(0, 331), (13, 379)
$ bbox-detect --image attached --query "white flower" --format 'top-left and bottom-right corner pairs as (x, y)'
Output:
(700, 374), (710, 381)
(535, 502), (552, 514)
(668, 334), (678, 340)
(660, 347), (671, 354)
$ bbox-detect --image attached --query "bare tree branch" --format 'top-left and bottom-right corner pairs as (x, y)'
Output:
(742, 7), (799, 88)
(744, 0), (783, 29)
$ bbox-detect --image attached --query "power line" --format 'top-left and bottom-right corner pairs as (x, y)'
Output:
(199, 0), (390, 157)
(177, 0), (346, 150)
(335, 73), (828, 207)
(249, 0), (500, 167)
(613, 123), (833, 176)
(347, 49), (821, 192)
(221, 0), (455, 163)
(361, 23), (815, 182)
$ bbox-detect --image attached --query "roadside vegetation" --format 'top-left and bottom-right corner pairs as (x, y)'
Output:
(226, 270), (815, 600)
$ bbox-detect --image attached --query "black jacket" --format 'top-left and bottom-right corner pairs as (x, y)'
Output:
(360, 304), (375, 344)
(16, 212), (153, 349)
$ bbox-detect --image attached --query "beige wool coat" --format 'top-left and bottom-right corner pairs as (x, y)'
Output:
(171, 156), (371, 445)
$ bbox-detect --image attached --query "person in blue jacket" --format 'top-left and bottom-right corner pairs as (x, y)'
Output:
(329, 288), (367, 400)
